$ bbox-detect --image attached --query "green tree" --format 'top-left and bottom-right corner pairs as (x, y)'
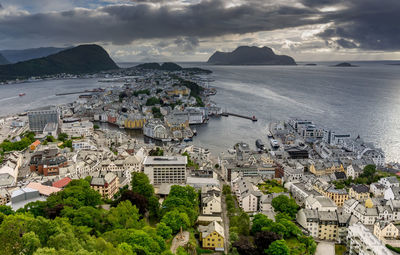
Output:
(131, 172), (154, 199)
(251, 214), (273, 234)
(161, 209), (190, 233)
(271, 195), (299, 218)
(58, 133), (68, 141)
(0, 205), (14, 215)
(22, 232), (41, 255)
(265, 240), (290, 255)
(156, 222), (172, 240)
(106, 201), (144, 231)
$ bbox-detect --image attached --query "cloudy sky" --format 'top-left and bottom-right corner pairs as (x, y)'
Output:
(0, 0), (399, 62)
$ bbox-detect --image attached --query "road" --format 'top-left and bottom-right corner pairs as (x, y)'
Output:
(221, 186), (230, 254)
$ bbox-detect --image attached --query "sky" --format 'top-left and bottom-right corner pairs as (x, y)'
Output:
(0, 0), (399, 62)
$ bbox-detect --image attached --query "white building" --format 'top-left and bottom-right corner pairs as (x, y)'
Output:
(202, 194), (222, 215)
(232, 177), (262, 212)
(61, 121), (94, 137)
(72, 139), (97, 151)
(347, 223), (391, 255)
(143, 156), (187, 185)
(305, 195), (337, 212)
(379, 176), (400, 189)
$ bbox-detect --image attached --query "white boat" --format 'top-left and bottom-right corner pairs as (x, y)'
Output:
(228, 149), (236, 154)
(270, 139), (279, 149)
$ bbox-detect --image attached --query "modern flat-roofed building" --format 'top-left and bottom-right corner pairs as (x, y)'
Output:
(28, 107), (59, 133)
(143, 156), (187, 185)
(347, 223), (391, 255)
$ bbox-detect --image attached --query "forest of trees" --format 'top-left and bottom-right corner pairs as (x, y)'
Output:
(0, 173), (199, 255)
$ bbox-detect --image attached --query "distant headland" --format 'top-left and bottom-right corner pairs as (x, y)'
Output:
(207, 46), (296, 65)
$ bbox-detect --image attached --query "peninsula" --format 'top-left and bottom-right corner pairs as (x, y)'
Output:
(207, 46), (296, 65)
(0, 44), (118, 81)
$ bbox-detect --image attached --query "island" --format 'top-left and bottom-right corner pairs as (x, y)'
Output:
(207, 46), (296, 65)
(0, 44), (119, 81)
(334, 62), (357, 67)
(135, 62), (212, 74)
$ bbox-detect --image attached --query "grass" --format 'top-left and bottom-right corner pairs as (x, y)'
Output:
(258, 180), (287, 194)
(335, 244), (347, 255)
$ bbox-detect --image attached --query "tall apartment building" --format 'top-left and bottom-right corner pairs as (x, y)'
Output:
(28, 107), (59, 133)
(143, 156), (187, 185)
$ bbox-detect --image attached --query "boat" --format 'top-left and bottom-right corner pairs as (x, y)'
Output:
(227, 149), (236, 154)
(19, 93), (26, 97)
(270, 139), (280, 149)
(183, 137), (193, 142)
(255, 139), (265, 150)
(252, 115), (258, 122)
(193, 129), (197, 136)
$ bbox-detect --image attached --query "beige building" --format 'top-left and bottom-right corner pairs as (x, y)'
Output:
(309, 161), (344, 176)
(349, 184), (370, 201)
(202, 194), (222, 215)
(325, 187), (349, 207)
(318, 211), (339, 241)
(374, 222), (400, 242)
(90, 172), (119, 199)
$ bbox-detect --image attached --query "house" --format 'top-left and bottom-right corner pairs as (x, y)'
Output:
(29, 149), (67, 176)
(388, 199), (400, 221)
(374, 222), (400, 243)
(90, 172), (119, 199)
(324, 186), (349, 207)
(0, 188), (11, 205)
(346, 164), (363, 179)
(349, 184), (370, 201)
(296, 209), (320, 238)
(384, 186), (400, 201)
(52, 177), (72, 189)
(30, 140), (41, 151)
(370, 182), (386, 197)
(379, 176), (400, 189)
(199, 221), (224, 251)
(232, 177), (262, 212)
(202, 194), (222, 215)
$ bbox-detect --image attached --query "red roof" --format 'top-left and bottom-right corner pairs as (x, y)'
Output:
(52, 177), (72, 188)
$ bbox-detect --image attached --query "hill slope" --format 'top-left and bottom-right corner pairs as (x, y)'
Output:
(0, 44), (118, 81)
(0, 47), (67, 63)
(0, 53), (9, 65)
(207, 46), (296, 65)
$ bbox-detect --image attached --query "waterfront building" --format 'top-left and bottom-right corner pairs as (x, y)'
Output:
(143, 120), (170, 140)
(28, 107), (59, 133)
(143, 156), (187, 185)
(347, 223), (391, 255)
(61, 121), (94, 137)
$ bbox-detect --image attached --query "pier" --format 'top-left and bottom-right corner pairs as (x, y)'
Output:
(221, 112), (258, 121)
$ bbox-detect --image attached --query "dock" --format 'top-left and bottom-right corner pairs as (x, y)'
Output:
(222, 112), (257, 121)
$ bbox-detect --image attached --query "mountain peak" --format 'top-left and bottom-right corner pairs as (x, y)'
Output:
(207, 46), (296, 65)
(0, 44), (118, 81)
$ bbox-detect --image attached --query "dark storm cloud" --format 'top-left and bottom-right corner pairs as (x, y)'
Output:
(318, 0), (400, 51)
(0, 0), (322, 47)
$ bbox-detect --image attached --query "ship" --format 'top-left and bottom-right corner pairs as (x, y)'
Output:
(19, 93), (26, 97)
(270, 139), (279, 149)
